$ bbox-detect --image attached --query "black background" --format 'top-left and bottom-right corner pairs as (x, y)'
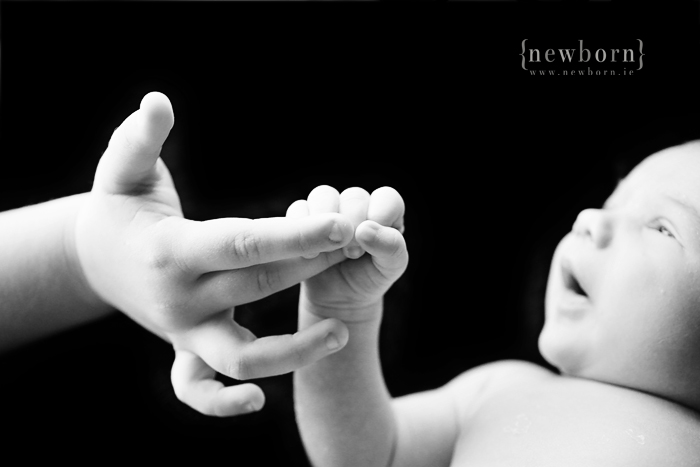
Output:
(1, 2), (699, 464)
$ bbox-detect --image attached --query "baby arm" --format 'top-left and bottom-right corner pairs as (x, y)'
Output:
(292, 186), (465, 467)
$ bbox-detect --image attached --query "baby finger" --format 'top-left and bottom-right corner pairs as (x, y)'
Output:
(339, 187), (370, 259)
(355, 220), (409, 280)
(368, 186), (405, 233)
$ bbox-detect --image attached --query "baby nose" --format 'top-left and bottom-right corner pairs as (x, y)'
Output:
(572, 208), (613, 248)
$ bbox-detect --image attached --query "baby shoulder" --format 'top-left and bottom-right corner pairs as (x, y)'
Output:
(445, 360), (554, 418)
(448, 359), (554, 393)
(480, 359), (554, 380)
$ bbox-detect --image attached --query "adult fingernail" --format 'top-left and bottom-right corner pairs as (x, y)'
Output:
(329, 222), (344, 242)
(326, 333), (341, 350)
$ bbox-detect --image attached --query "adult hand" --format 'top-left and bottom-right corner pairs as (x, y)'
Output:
(74, 93), (352, 416)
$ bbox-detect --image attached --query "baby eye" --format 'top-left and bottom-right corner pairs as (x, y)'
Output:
(651, 222), (676, 239)
(658, 226), (675, 238)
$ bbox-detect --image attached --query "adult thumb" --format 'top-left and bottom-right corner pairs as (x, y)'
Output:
(93, 92), (174, 194)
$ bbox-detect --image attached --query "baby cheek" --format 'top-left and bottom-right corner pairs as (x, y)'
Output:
(598, 257), (676, 341)
(644, 271), (700, 378)
(633, 264), (700, 342)
(665, 260), (700, 307)
(609, 259), (663, 310)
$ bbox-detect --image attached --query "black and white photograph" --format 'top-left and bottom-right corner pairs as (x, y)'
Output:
(1, 1), (699, 465)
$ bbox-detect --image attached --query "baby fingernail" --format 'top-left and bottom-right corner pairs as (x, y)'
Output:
(343, 245), (364, 259)
(329, 222), (344, 242)
(326, 333), (341, 350)
(246, 402), (260, 413)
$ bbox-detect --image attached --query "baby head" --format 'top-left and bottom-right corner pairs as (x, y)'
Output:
(539, 141), (700, 412)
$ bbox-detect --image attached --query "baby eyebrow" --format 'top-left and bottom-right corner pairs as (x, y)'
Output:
(602, 178), (626, 209)
(664, 195), (700, 228)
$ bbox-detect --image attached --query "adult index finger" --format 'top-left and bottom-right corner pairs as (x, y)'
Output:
(173, 213), (354, 274)
(194, 250), (347, 313)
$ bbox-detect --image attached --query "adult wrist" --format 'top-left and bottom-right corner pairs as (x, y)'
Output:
(63, 193), (113, 313)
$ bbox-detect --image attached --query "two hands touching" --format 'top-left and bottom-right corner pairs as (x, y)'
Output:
(73, 92), (408, 417)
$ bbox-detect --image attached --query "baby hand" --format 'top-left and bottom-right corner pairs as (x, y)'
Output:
(287, 185), (408, 323)
(74, 93), (354, 416)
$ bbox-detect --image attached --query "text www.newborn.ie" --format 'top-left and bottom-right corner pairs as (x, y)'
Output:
(529, 67), (636, 76)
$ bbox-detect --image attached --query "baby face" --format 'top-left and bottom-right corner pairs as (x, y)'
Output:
(539, 142), (700, 410)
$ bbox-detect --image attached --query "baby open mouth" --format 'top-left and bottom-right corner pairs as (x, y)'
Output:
(562, 262), (588, 297)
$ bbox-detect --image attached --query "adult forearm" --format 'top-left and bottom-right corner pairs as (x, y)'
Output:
(0, 193), (113, 352)
(294, 297), (397, 467)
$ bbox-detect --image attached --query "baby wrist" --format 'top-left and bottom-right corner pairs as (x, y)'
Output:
(299, 294), (383, 325)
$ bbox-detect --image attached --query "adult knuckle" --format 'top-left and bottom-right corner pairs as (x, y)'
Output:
(142, 243), (173, 271)
(227, 354), (251, 381)
(140, 227), (178, 272)
(256, 267), (280, 295)
(297, 225), (313, 254)
(230, 230), (262, 262)
(160, 218), (193, 275)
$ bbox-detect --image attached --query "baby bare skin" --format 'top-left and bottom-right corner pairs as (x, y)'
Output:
(448, 362), (700, 466)
(295, 143), (700, 467)
(452, 145), (700, 465)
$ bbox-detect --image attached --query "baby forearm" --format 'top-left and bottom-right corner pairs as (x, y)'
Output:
(0, 193), (113, 352)
(295, 299), (397, 467)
